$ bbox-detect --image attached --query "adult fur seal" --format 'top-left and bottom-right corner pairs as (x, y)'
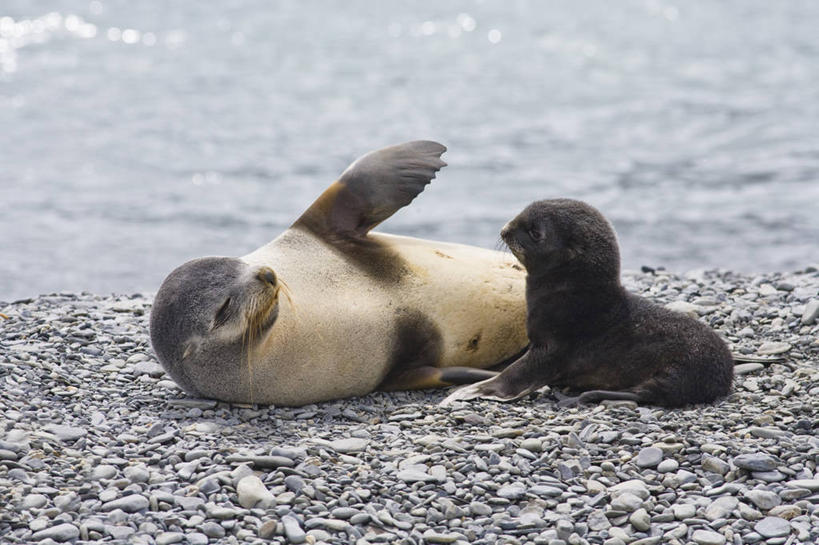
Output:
(441, 198), (734, 408)
(150, 141), (528, 406)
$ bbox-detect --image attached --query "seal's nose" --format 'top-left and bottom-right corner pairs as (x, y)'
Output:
(257, 267), (277, 286)
(500, 221), (513, 240)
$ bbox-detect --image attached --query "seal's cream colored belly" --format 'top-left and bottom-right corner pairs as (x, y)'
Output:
(239, 229), (527, 405)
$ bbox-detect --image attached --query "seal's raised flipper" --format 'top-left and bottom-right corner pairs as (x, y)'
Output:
(379, 366), (497, 391)
(294, 140), (447, 240)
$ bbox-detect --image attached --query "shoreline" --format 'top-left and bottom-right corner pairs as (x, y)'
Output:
(1, 269), (818, 544)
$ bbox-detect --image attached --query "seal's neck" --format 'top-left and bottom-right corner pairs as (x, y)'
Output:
(525, 267), (625, 345)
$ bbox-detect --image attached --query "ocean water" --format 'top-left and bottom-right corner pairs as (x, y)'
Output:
(2, 0), (818, 300)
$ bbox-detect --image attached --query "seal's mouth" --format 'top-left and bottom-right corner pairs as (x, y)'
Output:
(243, 268), (282, 342)
(500, 231), (527, 268)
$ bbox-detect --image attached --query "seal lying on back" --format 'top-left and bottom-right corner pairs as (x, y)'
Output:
(442, 198), (734, 408)
(150, 141), (528, 406)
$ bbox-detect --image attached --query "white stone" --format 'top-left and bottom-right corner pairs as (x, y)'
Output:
(236, 475), (275, 509)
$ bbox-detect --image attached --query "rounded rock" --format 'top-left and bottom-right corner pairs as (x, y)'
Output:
(635, 447), (663, 468)
(692, 529), (726, 545)
(31, 523), (80, 542)
(754, 516), (791, 538)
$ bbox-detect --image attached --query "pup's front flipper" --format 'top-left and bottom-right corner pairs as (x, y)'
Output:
(439, 376), (538, 406)
(439, 349), (545, 406)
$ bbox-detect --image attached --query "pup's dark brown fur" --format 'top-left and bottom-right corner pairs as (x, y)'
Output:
(443, 199), (734, 407)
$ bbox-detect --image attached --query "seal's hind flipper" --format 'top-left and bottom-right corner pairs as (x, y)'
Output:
(379, 365), (497, 391)
(294, 141), (447, 239)
(556, 389), (641, 408)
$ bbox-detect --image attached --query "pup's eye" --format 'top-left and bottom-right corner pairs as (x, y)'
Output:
(213, 297), (232, 329)
(528, 228), (543, 242)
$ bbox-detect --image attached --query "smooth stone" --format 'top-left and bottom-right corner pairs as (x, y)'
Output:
(397, 468), (435, 483)
(635, 447), (663, 468)
(106, 526), (135, 540)
(248, 455), (295, 468)
(754, 516), (791, 538)
(657, 459), (679, 473)
(92, 465), (118, 480)
(692, 529), (726, 545)
(284, 475), (305, 493)
(738, 502), (763, 521)
(733, 453), (777, 472)
(200, 522), (226, 538)
(588, 509), (611, 531)
(187, 533), (209, 545)
(520, 438), (543, 452)
(133, 360), (164, 377)
(23, 494), (48, 509)
(610, 479), (651, 500)
(629, 508), (651, 531)
(786, 479), (819, 491)
(331, 507), (359, 519)
(757, 342), (791, 355)
(734, 363), (764, 375)
(752, 470), (786, 482)
(767, 505), (802, 520)
(801, 299), (819, 324)
(611, 492), (643, 512)
(470, 502), (492, 516)
(282, 515), (306, 543)
(745, 489), (781, 511)
(422, 529), (461, 543)
(497, 483), (526, 500)
(672, 503), (697, 519)
(43, 424), (86, 442)
(101, 494), (149, 513)
(665, 301), (698, 317)
(31, 523), (80, 542)
(123, 465), (149, 483)
(702, 456), (730, 475)
(155, 532), (185, 545)
(328, 438), (368, 453)
(705, 496), (738, 521)
(236, 475), (275, 509)
(748, 427), (787, 439)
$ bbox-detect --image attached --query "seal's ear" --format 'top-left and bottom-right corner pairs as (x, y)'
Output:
(294, 141), (447, 240)
(181, 337), (201, 360)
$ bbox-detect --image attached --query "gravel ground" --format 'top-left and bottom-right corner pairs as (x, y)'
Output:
(1, 268), (818, 545)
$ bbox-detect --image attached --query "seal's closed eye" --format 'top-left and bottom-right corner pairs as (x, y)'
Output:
(213, 298), (232, 329)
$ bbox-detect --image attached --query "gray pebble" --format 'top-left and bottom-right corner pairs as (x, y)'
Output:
(101, 494), (149, 513)
(733, 453), (777, 472)
(800, 299), (819, 324)
(282, 515), (306, 543)
(43, 424), (86, 442)
(754, 516), (791, 538)
(635, 447), (663, 468)
(691, 529), (726, 545)
(155, 532), (185, 545)
(744, 489), (781, 511)
(31, 523), (80, 542)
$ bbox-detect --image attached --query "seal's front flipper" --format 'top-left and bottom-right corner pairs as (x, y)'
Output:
(556, 389), (641, 408)
(379, 366), (497, 391)
(294, 140), (447, 239)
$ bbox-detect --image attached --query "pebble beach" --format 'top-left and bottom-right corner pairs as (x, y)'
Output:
(1, 268), (818, 545)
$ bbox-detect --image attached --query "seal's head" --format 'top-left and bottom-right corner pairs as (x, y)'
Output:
(149, 257), (281, 398)
(500, 198), (620, 280)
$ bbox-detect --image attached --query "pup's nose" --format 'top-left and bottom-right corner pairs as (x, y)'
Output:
(500, 221), (513, 239)
(257, 267), (277, 286)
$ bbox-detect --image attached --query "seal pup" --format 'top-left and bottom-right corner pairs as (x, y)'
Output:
(441, 198), (734, 408)
(150, 141), (528, 406)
